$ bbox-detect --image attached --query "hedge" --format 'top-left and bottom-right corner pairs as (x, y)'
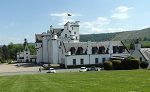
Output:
(140, 61), (149, 69)
(112, 60), (121, 70)
(104, 61), (113, 70)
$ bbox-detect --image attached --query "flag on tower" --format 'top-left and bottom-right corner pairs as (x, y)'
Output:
(67, 13), (71, 16)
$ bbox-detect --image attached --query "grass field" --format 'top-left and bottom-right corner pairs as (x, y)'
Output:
(0, 70), (150, 92)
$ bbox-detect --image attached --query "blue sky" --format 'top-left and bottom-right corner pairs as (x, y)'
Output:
(0, 0), (150, 45)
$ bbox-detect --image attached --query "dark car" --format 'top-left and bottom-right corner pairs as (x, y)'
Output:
(87, 66), (98, 71)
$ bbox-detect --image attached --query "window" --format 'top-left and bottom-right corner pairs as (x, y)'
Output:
(140, 57), (142, 62)
(74, 32), (76, 34)
(76, 36), (78, 40)
(102, 58), (106, 63)
(76, 47), (83, 55)
(80, 59), (84, 64)
(26, 53), (28, 54)
(72, 27), (73, 30)
(65, 34), (67, 38)
(70, 47), (76, 55)
(95, 58), (98, 64)
(92, 47), (98, 54)
(73, 59), (76, 65)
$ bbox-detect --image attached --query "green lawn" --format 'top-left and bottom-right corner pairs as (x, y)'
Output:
(0, 70), (150, 92)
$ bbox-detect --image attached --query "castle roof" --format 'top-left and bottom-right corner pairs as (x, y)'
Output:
(140, 48), (150, 61)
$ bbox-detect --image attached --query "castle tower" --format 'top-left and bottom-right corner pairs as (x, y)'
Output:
(63, 21), (80, 43)
(51, 34), (59, 64)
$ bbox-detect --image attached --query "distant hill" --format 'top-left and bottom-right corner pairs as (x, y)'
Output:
(80, 27), (150, 42)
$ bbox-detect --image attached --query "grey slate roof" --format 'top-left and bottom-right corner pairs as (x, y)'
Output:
(140, 48), (150, 61)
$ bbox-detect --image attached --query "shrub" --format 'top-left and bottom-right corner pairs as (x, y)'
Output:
(112, 60), (121, 70)
(121, 58), (140, 70)
(140, 61), (149, 69)
(130, 59), (140, 69)
(127, 56), (135, 59)
(99, 63), (104, 68)
(1, 60), (7, 63)
(121, 59), (132, 70)
(7, 59), (13, 64)
(104, 61), (113, 70)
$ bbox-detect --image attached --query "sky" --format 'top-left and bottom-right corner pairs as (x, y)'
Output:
(0, 0), (150, 45)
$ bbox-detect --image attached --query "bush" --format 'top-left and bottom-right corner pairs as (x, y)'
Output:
(7, 59), (13, 64)
(99, 63), (104, 68)
(127, 56), (135, 59)
(140, 61), (149, 69)
(104, 61), (113, 70)
(112, 60), (121, 70)
(1, 60), (7, 63)
(121, 58), (140, 70)
(121, 59), (132, 70)
(130, 59), (140, 69)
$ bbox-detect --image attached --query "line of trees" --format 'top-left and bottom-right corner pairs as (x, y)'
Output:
(0, 43), (36, 62)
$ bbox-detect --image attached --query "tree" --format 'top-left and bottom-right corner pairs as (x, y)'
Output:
(2, 45), (9, 60)
(130, 42), (134, 50)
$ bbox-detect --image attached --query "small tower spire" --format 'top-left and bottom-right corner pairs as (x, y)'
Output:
(23, 38), (29, 51)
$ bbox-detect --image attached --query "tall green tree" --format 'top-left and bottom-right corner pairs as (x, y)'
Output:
(2, 45), (9, 60)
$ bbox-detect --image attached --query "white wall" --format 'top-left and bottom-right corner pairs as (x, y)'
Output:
(66, 54), (110, 66)
(51, 39), (59, 64)
(66, 55), (89, 65)
(90, 54), (110, 64)
(42, 37), (49, 63)
(23, 50), (30, 62)
(36, 43), (42, 63)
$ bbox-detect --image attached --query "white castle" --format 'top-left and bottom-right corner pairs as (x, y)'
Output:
(35, 21), (130, 68)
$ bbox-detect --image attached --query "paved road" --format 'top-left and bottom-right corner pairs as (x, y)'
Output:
(0, 63), (102, 76)
(0, 63), (82, 76)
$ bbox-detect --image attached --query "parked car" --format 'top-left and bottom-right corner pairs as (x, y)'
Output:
(42, 64), (50, 70)
(87, 66), (98, 71)
(79, 67), (87, 72)
(47, 68), (56, 73)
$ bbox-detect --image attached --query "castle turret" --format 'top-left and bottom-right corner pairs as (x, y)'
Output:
(134, 39), (141, 50)
(51, 34), (59, 64)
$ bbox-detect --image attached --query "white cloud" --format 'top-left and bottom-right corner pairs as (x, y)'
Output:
(80, 17), (110, 34)
(49, 12), (81, 26)
(107, 28), (128, 32)
(49, 6), (133, 34)
(111, 6), (132, 19)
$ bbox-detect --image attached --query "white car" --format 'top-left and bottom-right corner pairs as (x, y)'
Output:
(79, 67), (87, 72)
(47, 68), (56, 73)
